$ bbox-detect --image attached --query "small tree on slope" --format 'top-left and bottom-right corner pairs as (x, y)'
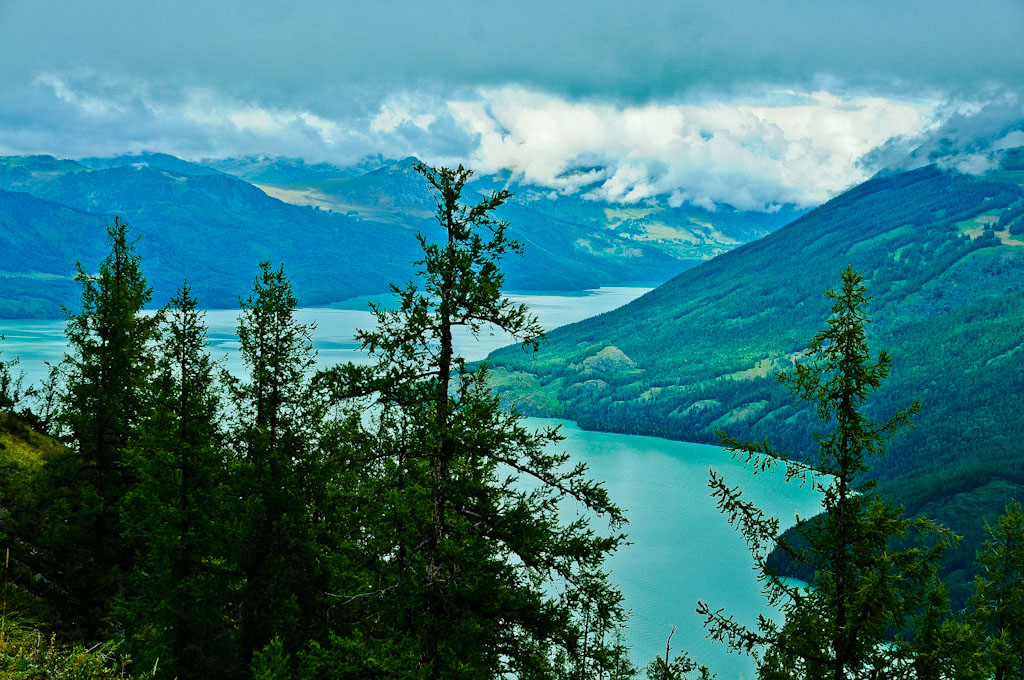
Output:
(699, 266), (957, 680)
(969, 499), (1024, 680)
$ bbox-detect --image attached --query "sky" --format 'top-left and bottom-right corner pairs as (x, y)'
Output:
(2, 0), (1023, 210)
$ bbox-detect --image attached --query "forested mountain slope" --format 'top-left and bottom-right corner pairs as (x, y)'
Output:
(0, 154), (795, 317)
(254, 156), (801, 268)
(0, 155), (424, 315)
(0, 189), (109, 317)
(488, 160), (1024, 509)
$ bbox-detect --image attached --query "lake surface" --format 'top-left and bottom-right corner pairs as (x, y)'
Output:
(1, 286), (653, 388)
(534, 418), (819, 678)
(0, 286), (819, 677)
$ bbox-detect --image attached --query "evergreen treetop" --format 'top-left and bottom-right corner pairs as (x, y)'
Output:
(969, 499), (1024, 680)
(319, 162), (629, 680)
(699, 266), (954, 680)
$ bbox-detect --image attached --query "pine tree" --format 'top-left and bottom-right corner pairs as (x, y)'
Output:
(699, 266), (952, 679)
(911, 577), (989, 680)
(54, 216), (161, 635)
(968, 499), (1024, 680)
(226, 262), (332, 669)
(118, 282), (235, 677)
(321, 163), (629, 679)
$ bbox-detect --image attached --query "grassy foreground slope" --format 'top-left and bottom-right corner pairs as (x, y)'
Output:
(488, 161), (1024, 501)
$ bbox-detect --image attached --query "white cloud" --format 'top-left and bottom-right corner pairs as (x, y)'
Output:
(993, 129), (1024, 150)
(34, 72), (130, 116)
(179, 88), (342, 144)
(447, 87), (936, 209)
(370, 94), (439, 134)
(876, 92), (1024, 176)
(944, 152), (998, 175)
(12, 74), (947, 210)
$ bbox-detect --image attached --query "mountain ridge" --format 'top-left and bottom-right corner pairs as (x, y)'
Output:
(487, 161), (1024, 483)
(0, 153), (797, 317)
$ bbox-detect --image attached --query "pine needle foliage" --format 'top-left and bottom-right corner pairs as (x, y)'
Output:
(969, 499), (1024, 680)
(119, 282), (235, 678)
(700, 266), (954, 679)
(319, 163), (629, 680)
(226, 261), (352, 671)
(56, 217), (162, 636)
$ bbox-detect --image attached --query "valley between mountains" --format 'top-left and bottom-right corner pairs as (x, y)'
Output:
(1, 147), (1022, 646)
(0, 153), (796, 318)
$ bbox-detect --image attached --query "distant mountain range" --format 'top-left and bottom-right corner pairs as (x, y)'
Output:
(0, 152), (800, 318)
(487, 151), (1024, 602)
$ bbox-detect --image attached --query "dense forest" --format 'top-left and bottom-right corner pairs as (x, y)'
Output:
(0, 166), (631, 679)
(0, 165), (1022, 679)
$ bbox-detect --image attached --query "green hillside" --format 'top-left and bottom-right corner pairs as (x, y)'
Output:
(253, 158), (699, 288)
(487, 162), (1024, 558)
(0, 190), (109, 317)
(0, 157), (424, 316)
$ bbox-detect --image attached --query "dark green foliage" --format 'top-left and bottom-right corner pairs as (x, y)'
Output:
(644, 628), (714, 679)
(118, 283), (235, 678)
(228, 262), (318, 661)
(252, 636), (291, 680)
(0, 154), (1021, 679)
(4, 230), (368, 677)
(911, 578), (990, 680)
(698, 268), (956, 679)
(226, 262), (354, 670)
(320, 163), (629, 679)
(52, 217), (161, 636)
(968, 499), (1024, 680)
(0, 188), (634, 677)
(890, 477), (1024, 607)
(645, 656), (714, 680)
(0, 343), (25, 414)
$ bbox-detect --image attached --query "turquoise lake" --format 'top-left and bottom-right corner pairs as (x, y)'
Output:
(0, 286), (820, 678)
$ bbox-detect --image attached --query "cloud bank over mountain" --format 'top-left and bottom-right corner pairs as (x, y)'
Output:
(1, 0), (1022, 210)
(446, 88), (931, 209)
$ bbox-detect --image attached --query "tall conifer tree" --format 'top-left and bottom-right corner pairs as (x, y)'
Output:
(322, 163), (628, 680)
(698, 266), (951, 679)
(227, 262), (329, 668)
(119, 283), (234, 677)
(57, 216), (160, 635)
